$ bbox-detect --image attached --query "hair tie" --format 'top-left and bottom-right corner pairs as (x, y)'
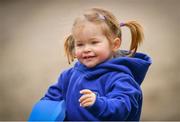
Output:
(98, 13), (105, 20)
(120, 22), (125, 27)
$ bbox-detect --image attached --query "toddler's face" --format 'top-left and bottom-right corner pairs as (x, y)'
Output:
(73, 21), (113, 68)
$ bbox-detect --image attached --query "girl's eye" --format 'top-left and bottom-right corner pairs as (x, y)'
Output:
(76, 43), (83, 47)
(92, 41), (99, 44)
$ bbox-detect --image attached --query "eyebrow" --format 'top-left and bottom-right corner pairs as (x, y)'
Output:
(89, 37), (98, 41)
(75, 37), (98, 43)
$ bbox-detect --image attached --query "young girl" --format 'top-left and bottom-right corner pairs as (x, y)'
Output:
(42, 7), (151, 121)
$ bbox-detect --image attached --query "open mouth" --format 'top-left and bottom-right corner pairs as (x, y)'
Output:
(83, 56), (96, 60)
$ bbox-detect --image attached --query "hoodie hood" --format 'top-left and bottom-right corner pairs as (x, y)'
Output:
(74, 51), (152, 85)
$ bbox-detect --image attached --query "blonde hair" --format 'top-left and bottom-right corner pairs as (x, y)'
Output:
(64, 7), (144, 64)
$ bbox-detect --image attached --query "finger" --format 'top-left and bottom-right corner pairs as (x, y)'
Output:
(80, 89), (92, 94)
(81, 101), (93, 107)
(79, 94), (92, 103)
(80, 97), (93, 106)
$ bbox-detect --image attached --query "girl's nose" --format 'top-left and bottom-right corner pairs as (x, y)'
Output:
(83, 45), (91, 53)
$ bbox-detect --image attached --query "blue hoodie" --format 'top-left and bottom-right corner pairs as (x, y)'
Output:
(42, 51), (152, 121)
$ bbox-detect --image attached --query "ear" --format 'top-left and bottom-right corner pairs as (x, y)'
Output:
(112, 37), (121, 52)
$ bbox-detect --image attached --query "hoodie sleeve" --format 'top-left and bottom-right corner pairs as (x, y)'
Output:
(87, 74), (142, 121)
(41, 69), (71, 101)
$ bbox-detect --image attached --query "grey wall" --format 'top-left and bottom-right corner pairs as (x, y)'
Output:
(0, 0), (180, 120)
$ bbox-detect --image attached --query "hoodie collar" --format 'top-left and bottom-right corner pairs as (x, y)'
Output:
(74, 51), (152, 85)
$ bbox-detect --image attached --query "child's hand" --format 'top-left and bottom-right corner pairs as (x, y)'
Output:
(79, 89), (96, 107)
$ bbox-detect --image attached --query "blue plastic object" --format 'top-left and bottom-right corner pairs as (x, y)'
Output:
(28, 100), (65, 121)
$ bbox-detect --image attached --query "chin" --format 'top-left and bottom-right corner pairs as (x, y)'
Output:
(85, 65), (95, 68)
(85, 62), (102, 68)
(84, 64), (97, 68)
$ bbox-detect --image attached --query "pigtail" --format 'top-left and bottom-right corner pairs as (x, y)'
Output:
(121, 21), (144, 56)
(64, 34), (75, 64)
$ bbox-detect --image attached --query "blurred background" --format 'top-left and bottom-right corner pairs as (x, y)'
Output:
(0, 0), (180, 120)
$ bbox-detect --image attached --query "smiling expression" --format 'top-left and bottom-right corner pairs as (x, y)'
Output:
(73, 21), (114, 68)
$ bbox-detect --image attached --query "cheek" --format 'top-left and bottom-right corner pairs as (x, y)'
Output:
(99, 51), (111, 60)
(75, 49), (81, 58)
(97, 45), (112, 59)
